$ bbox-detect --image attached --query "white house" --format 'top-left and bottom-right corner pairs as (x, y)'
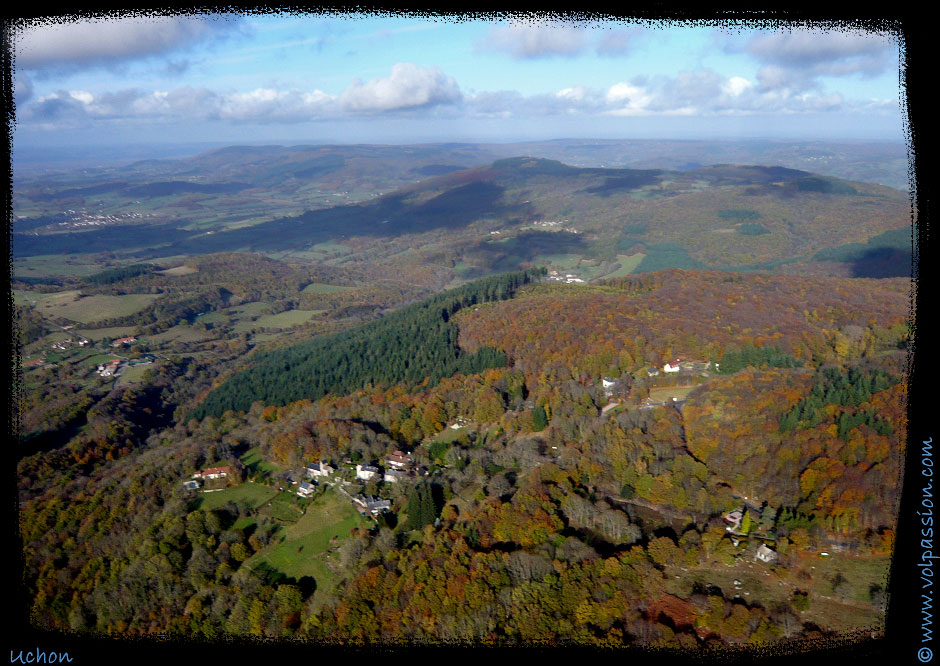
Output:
(755, 544), (778, 564)
(356, 464), (379, 481)
(306, 462), (334, 479)
(663, 362), (680, 373)
(202, 466), (231, 480)
(297, 481), (315, 497)
(384, 469), (407, 483)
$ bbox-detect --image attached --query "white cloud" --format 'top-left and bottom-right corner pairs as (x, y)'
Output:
(68, 90), (94, 105)
(605, 82), (652, 115)
(736, 29), (895, 95)
(338, 63), (461, 113)
(722, 76), (752, 97)
(15, 63), (893, 133)
(596, 28), (640, 56)
(480, 20), (589, 59)
(556, 86), (588, 101)
(13, 15), (245, 72)
(14, 75), (33, 105)
(754, 65), (806, 93)
(17, 63), (463, 127)
(221, 88), (335, 122)
(745, 30), (893, 69)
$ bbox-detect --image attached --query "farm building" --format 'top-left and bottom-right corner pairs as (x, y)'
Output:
(755, 544), (778, 564)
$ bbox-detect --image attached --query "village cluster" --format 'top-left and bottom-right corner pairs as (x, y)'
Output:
(181, 449), (425, 519)
(646, 357), (713, 377)
(25, 333), (149, 373)
(531, 219), (579, 234)
(721, 507), (779, 564)
(54, 210), (150, 229)
(546, 270), (585, 284)
(50, 336), (91, 351)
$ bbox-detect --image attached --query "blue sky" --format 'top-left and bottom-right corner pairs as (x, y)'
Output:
(11, 12), (906, 150)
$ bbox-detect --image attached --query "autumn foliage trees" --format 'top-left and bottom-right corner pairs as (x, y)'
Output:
(17, 269), (908, 647)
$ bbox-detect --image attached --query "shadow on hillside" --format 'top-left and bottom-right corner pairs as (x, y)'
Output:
(851, 247), (913, 278)
(464, 230), (589, 272)
(112, 181), (531, 258)
(13, 224), (192, 257)
(583, 171), (663, 197)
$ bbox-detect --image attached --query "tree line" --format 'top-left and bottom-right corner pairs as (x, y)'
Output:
(191, 269), (545, 419)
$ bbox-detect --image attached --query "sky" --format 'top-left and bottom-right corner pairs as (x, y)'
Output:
(9, 11), (907, 153)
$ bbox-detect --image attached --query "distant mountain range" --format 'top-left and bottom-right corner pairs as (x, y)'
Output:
(14, 149), (911, 282)
(15, 138), (910, 191)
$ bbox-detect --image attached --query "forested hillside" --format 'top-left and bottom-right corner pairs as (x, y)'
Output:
(16, 270), (909, 649)
(192, 269), (544, 418)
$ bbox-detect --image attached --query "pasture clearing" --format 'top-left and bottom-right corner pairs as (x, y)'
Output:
(302, 282), (356, 294)
(156, 265), (198, 276)
(259, 492), (306, 524)
(146, 325), (217, 344)
(604, 253), (647, 277)
(115, 363), (152, 386)
(246, 488), (369, 602)
(232, 309), (323, 332)
(240, 447), (284, 477)
(74, 326), (138, 341)
(648, 386), (698, 403)
(13, 255), (104, 279)
(195, 482), (278, 512)
(24, 291), (160, 324)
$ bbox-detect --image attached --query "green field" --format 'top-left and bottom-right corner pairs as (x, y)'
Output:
(196, 301), (273, 326)
(28, 330), (73, 346)
(273, 241), (352, 263)
(801, 553), (889, 606)
(74, 326), (138, 341)
(539, 253), (582, 270)
(13, 255), (105, 278)
(15, 289), (81, 307)
(428, 424), (473, 446)
(604, 253), (647, 277)
(19, 290), (160, 324)
(648, 386), (698, 403)
(115, 363), (152, 386)
(78, 353), (124, 367)
(157, 265), (199, 276)
(146, 324), (217, 344)
(246, 488), (368, 601)
(665, 548), (887, 635)
(240, 447), (284, 477)
(195, 482), (278, 511)
(302, 282), (356, 294)
(260, 492), (307, 523)
(232, 309), (323, 332)
(796, 553), (888, 632)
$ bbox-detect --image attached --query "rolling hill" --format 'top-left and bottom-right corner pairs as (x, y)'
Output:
(13, 155), (912, 284)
